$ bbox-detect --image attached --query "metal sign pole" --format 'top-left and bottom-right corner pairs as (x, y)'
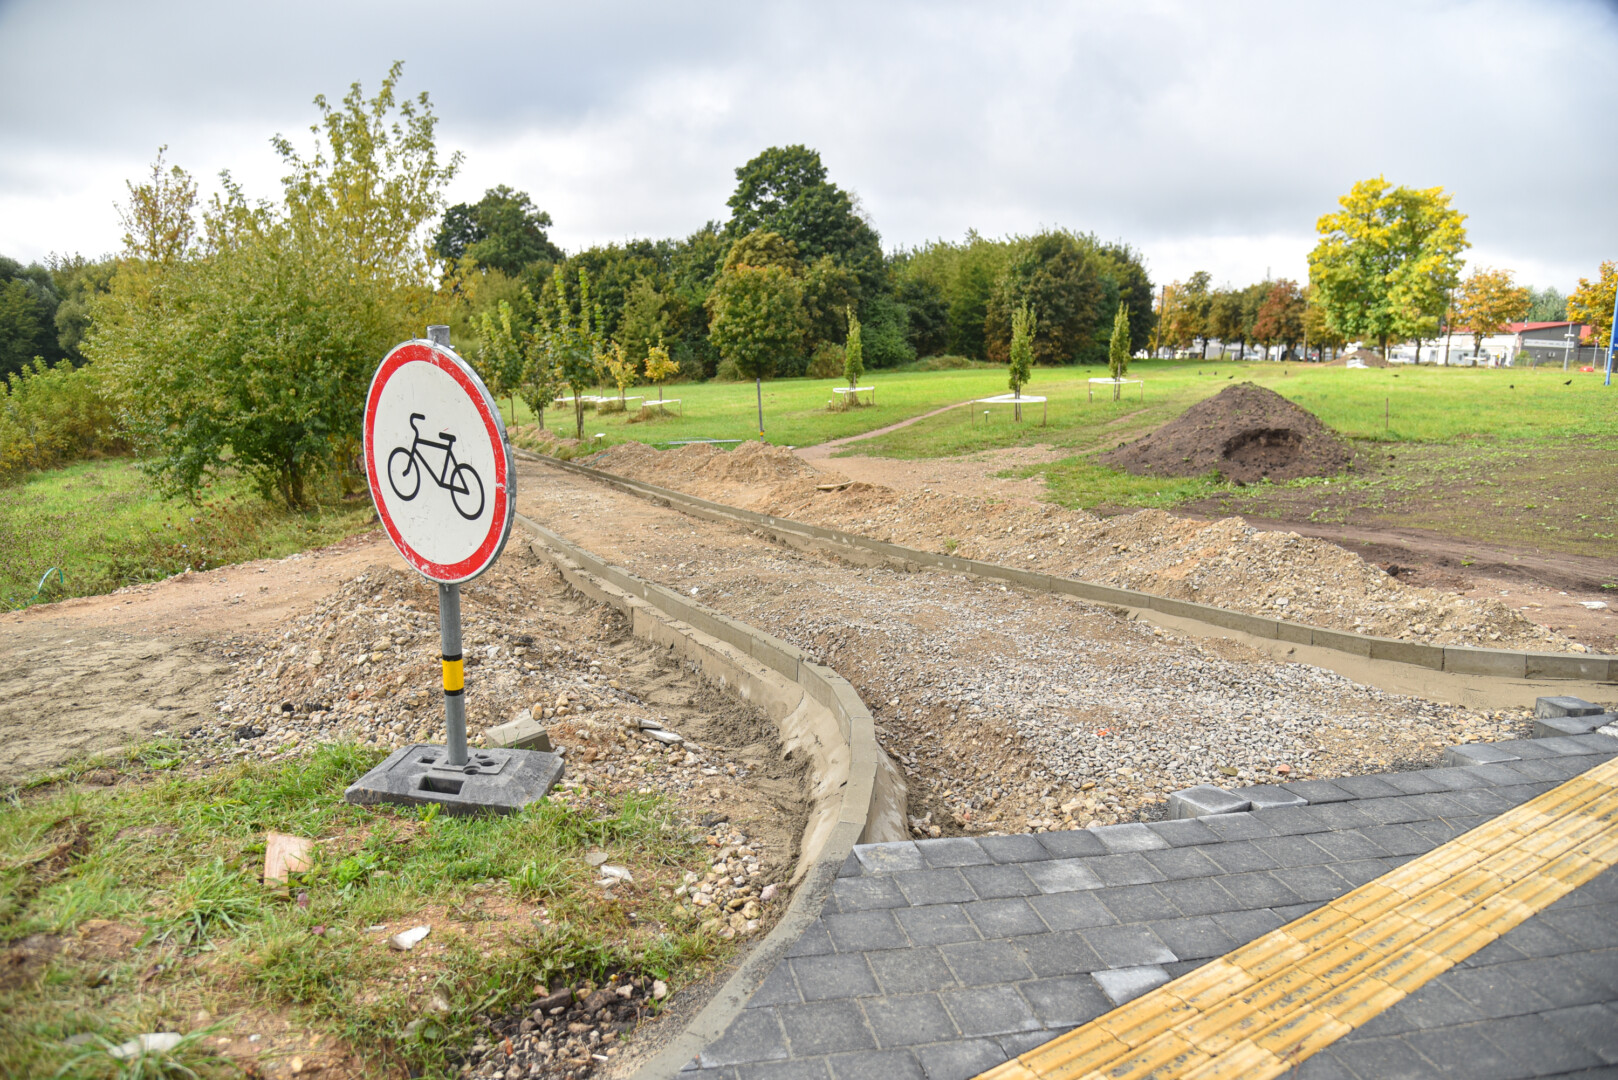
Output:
(1606, 291), (1617, 388)
(438, 581), (468, 767)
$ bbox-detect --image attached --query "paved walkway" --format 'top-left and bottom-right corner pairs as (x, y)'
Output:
(680, 733), (1618, 1080)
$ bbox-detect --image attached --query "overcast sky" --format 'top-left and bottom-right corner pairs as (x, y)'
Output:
(3, 0), (1614, 291)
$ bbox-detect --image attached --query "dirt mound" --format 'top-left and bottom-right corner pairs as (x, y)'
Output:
(588, 440), (819, 493)
(1324, 348), (1390, 368)
(1101, 382), (1352, 483)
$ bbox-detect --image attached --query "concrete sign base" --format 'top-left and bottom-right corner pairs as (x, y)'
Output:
(343, 743), (564, 816)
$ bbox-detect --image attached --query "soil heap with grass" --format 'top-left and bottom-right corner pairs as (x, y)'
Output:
(1100, 382), (1353, 484)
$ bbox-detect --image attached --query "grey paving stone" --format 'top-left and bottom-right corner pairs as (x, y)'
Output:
(1542, 1004), (1618, 1065)
(831, 875), (909, 911)
(1522, 735), (1596, 757)
(1018, 974), (1113, 1026)
(1167, 784), (1250, 819)
(786, 921), (835, 958)
(1535, 715), (1609, 739)
(1241, 783), (1308, 810)
(1564, 949), (1618, 994)
(1330, 859), (1393, 887)
(1272, 901), (1325, 921)
(1459, 936), (1529, 969)
(1330, 1033), (1443, 1079)
(976, 833), (1050, 864)
(1163, 959), (1208, 978)
(1423, 766), (1493, 790)
(1091, 964), (1171, 1005)
(1482, 1013), (1608, 1076)
(1211, 906), (1285, 942)
(1154, 877), (1242, 917)
(1289, 1049), (1358, 1080)
(1302, 801), (1377, 829)
(826, 1049), (925, 1080)
(1341, 794), (1431, 825)
(1281, 778), (1355, 803)
(1446, 787), (1521, 815)
(1258, 807), (1334, 836)
(701, 1008), (790, 1067)
(1407, 818), (1467, 846)
(894, 904), (980, 947)
(1536, 695), (1604, 718)
(837, 852), (862, 878)
(1087, 852), (1168, 887)
(854, 841), (926, 874)
(735, 1060), (834, 1080)
(1199, 812), (1277, 840)
(1142, 845), (1225, 880)
(1250, 834), (1330, 867)
(862, 993), (959, 1048)
(1017, 928), (1106, 978)
(1507, 757), (1591, 782)
(1493, 738), (1561, 759)
(1146, 817), (1222, 846)
(1306, 829), (1389, 861)
(963, 897), (1048, 938)
(915, 836), (993, 868)
(1441, 963), (1555, 1016)
(1146, 915), (1239, 960)
(1332, 774), (1407, 799)
(940, 985), (1040, 1037)
(1036, 829), (1109, 858)
(912, 1037), (1006, 1080)
(1494, 915), (1586, 958)
(1401, 1023), (1527, 1080)
(959, 862), (1039, 898)
(1360, 823), (1438, 857)
(866, 945), (960, 996)
(940, 939), (1036, 985)
(1095, 883), (1182, 923)
(748, 962), (802, 1008)
(1443, 742), (1523, 766)
(1081, 923), (1177, 967)
(778, 999), (876, 1057)
(1094, 822), (1171, 852)
(824, 909), (909, 954)
(791, 953), (878, 1001)
(1212, 870), (1302, 908)
(1377, 770), (1452, 795)
(1377, 982), (1482, 1031)
(1509, 957), (1612, 1008)
(892, 868), (978, 907)
(1397, 790), (1474, 818)
(1273, 863), (1355, 903)
(998, 1030), (1060, 1057)
(1203, 839), (1282, 873)
(1028, 889), (1119, 931)
(1022, 858), (1104, 894)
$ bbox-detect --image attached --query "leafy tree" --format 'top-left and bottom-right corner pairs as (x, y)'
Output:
(1207, 288), (1244, 359)
(985, 232), (1105, 365)
(603, 340), (638, 403)
(706, 259), (805, 436)
(1303, 285), (1344, 360)
(1107, 304), (1130, 398)
(725, 145), (883, 299)
(1095, 242), (1156, 354)
(802, 255), (858, 353)
(47, 254), (116, 362)
(843, 306), (864, 392)
(1308, 176), (1468, 355)
(616, 276), (674, 373)
(1568, 261), (1616, 351)
(1252, 279), (1306, 359)
(473, 298), (527, 422)
(537, 265), (606, 440)
(1008, 303), (1035, 412)
(516, 323), (561, 431)
(1525, 285), (1567, 323)
(643, 343), (679, 403)
(435, 185), (561, 276)
(1452, 267), (1530, 357)
(87, 64), (459, 507)
(0, 264), (58, 377)
(893, 273), (949, 357)
(859, 294), (915, 368)
(1162, 271), (1211, 356)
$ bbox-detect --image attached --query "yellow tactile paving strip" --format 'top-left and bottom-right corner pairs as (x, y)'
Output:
(978, 757), (1618, 1080)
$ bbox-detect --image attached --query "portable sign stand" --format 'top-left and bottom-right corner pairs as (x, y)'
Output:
(343, 326), (563, 815)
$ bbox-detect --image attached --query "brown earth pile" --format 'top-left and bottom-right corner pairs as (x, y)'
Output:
(590, 440), (819, 487)
(1100, 382), (1353, 483)
(584, 440), (1576, 653)
(1325, 348), (1391, 368)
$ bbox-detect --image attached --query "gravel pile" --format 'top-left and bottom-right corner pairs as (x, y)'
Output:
(587, 441), (1575, 652)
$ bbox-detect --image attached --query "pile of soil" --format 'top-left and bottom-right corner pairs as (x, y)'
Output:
(1325, 348), (1390, 368)
(1101, 382), (1353, 484)
(589, 440), (818, 490)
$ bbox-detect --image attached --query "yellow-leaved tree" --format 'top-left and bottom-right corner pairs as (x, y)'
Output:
(1568, 261), (1616, 351)
(1450, 267), (1530, 358)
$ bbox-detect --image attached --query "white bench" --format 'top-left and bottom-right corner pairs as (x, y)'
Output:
(832, 385), (877, 405)
(1088, 377), (1144, 402)
(639, 398), (683, 416)
(971, 393), (1047, 425)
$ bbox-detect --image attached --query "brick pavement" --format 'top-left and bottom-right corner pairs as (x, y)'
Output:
(678, 733), (1618, 1080)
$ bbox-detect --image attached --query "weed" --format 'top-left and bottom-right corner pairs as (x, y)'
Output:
(151, 858), (258, 947)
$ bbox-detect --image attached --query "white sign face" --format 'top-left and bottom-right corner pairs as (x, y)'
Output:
(363, 340), (514, 584)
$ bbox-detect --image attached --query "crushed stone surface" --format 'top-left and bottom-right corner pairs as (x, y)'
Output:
(585, 441), (1575, 653)
(517, 458), (1536, 839)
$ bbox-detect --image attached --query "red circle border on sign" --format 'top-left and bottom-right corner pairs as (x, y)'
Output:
(363, 340), (513, 584)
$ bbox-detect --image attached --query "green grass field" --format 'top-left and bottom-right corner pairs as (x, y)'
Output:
(0, 461), (376, 610)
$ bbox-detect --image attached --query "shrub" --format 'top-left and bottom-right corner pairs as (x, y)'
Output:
(713, 357), (745, 382)
(807, 341), (844, 378)
(0, 359), (128, 483)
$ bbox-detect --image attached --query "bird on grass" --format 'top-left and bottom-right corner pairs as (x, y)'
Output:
(1565, 379), (1573, 386)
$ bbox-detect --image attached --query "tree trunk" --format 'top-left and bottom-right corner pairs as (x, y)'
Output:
(537, 403), (546, 430)
(575, 396), (585, 441)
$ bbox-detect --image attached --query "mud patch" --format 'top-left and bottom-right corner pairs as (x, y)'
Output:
(1101, 382), (1352, 483)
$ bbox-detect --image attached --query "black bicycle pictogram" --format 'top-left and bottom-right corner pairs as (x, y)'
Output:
(387, 413), (485, 520)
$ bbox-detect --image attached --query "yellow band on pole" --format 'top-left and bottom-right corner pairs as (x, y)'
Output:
(442, 658), (464, 693)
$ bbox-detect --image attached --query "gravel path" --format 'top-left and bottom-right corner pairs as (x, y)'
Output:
(516, 459), (1532, 838)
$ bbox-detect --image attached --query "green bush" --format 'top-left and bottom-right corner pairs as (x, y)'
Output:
(0, 359), (127, 483)
(713, 357), (745, 382)
(807, 342), (844, 378)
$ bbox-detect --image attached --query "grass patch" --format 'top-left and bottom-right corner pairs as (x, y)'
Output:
(0, 459), (377, 609)
(0, 744), (722, 1079)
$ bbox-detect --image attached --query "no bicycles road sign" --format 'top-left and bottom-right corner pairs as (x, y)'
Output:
(363, 335), (515, 585)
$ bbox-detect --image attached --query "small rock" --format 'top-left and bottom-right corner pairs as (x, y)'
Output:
(600, 865), (633, 883)
(652, 980), (668, 1000)
(645, 729), (682, 745)
(388, 925), (430, 950)
(110, 1033), (184, 1059)
(1275, 764), (1292, 775)
(759, 883), (778, 902)
(584, 850), (610, 867)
